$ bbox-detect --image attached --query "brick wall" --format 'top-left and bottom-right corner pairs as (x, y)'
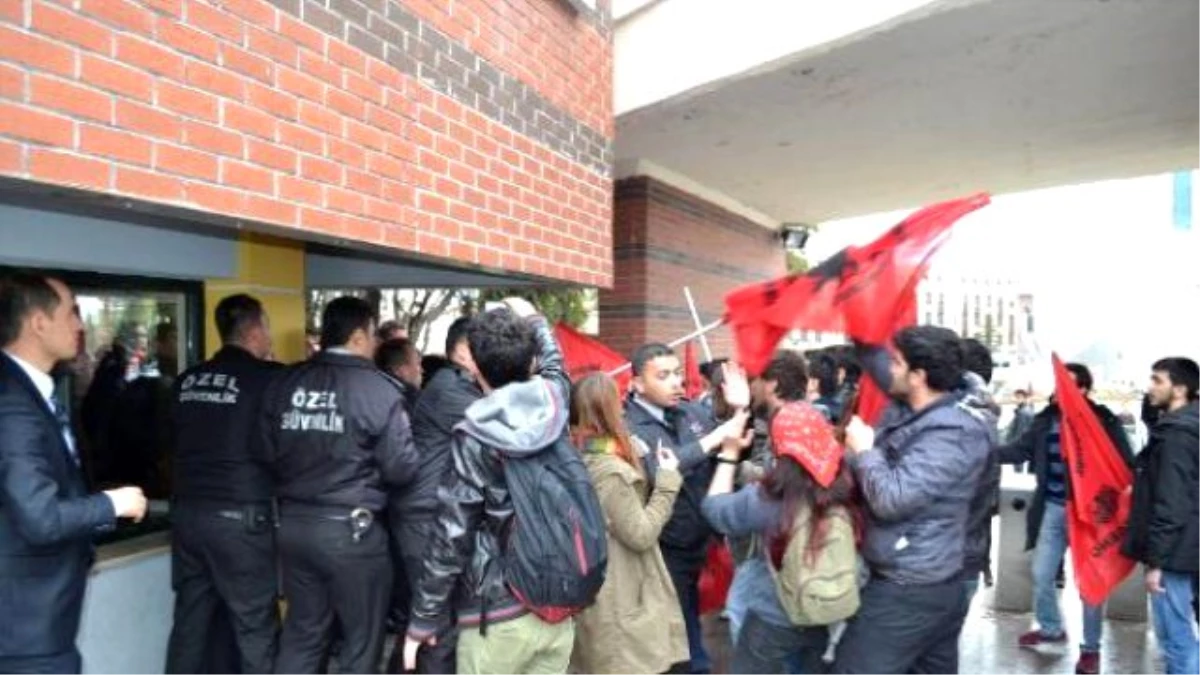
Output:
(598, 176), (786, 359)
(0, 0), (612, 286)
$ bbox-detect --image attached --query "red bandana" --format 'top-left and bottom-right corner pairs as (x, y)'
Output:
(770, 402), (844, 488)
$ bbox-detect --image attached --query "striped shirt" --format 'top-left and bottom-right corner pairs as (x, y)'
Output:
(1045, 419), (1067, 504)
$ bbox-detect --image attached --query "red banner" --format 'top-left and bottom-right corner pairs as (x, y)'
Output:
(552, 323), (631, 391)
(723, 194), (990, 376)
(684, 341), (705, 399)
(1052, 354), (1136, 605)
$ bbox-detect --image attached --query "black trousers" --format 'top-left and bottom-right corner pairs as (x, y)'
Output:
(166, 503), (279, 674)
(390, 518), (458, 674)
(275, 515), (392, 674)
(732, 613), (828, 674)
(832, 577), (970, 674)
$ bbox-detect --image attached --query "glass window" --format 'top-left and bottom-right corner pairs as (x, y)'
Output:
(2, 266), (202, 543)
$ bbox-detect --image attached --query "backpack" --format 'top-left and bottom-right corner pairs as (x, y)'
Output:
(768, 504), (860, 626)
(502, 435), (608, 623)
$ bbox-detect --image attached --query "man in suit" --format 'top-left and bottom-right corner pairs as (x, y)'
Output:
(1, 273), (147, 673)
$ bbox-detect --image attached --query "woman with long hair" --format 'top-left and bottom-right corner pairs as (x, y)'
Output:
(702, 400), (864, 674)
(568, 372), (690, 674)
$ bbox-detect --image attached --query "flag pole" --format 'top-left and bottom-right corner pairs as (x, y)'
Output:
(683, 286), (714, 363)
(606, 319), (725, 377)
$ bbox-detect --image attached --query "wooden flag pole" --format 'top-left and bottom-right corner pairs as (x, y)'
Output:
(605, 319), (725, 378)
(683, 286), (714, 363)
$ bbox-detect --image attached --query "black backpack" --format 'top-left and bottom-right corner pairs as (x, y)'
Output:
(502, 435), (608, 623)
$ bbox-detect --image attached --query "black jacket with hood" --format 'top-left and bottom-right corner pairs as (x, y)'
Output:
(1122, 401), (1199, 573)
(997, 398), (1134, 551)
(388, 362), (482, 524)
(407, 316), (569, 638)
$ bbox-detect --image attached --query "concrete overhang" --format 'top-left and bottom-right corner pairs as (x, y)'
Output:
(615, 0), (1200, 223)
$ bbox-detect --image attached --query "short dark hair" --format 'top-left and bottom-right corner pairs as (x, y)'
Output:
(377, 320), (404, 341)
(893, 326), (963, 393)
(829, 345), (862, 384)
(0, 273), (61, 347)
(699, 358), (729, 385)
(631, 343), (674, 376)
(214, 294), (265, 345)
(468, 309), (536, 389)
(960, 338), (994, 384)
(762, 351), (809, 402)
(808, 352), (840, 397)
(422, 354), (449, 385)
(1153, 357), (1199, 401)
(376, 337), (416, 372)
(445, 316), (473, 357)
(1065, 362), (1094, 393)
(320, 296), (376, 349)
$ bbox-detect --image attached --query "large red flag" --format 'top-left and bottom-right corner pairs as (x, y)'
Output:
(724, 193), (990, 376)
(1051, 354), (1136, 605)
(552, 323), (631, 390)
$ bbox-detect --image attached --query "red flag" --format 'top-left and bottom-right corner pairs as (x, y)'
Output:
(552, 323), (631, 391)
(724, 193), (990, 376)
(684, 341), (705, 399)
(853, 288), (918, 424)
(1051, 354), (1136, 605)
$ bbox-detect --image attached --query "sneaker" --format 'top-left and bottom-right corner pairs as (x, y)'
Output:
(1075, 651), (1100, 674)
(1019, 630), (1068, 648)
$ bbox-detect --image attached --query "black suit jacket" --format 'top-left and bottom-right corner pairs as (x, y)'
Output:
(0, 352), (116, 659)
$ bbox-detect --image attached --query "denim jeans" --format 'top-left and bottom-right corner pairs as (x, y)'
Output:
(964, 576), (980, 605)
(1150, 571), (1199, 674)
(728, 560), (805, 673)
(732, 612), (828, 675)
(1032, 500), (1105, 652)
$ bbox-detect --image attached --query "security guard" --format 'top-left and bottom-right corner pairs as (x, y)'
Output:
(262, 296), (420, 674)
(165, 294), (282, 674)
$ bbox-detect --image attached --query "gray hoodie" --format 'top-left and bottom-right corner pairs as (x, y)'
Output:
(408, 316), (573, 637)
(460, 373), (569, 456)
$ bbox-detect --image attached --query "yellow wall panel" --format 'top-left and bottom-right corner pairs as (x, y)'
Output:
(203, 234), (306, 364)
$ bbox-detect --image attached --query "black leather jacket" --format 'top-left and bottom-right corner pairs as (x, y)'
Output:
(407, 317), (568, 639)
(389, 363), (481, 524)
(261, 350), (419, 513)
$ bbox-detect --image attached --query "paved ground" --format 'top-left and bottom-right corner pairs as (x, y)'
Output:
(702, 583), (1159, 674)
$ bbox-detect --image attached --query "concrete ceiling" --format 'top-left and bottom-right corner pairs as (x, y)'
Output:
(615, 0), (1199, 224)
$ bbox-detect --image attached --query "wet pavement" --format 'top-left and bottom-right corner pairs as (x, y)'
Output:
(702, 582), (1160, 674)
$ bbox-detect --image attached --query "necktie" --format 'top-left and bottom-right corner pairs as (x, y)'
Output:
(50, 389), (79, 466)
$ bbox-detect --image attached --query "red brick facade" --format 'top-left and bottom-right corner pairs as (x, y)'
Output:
(598, 176), (786, 359)
(0, 0), (613, 286)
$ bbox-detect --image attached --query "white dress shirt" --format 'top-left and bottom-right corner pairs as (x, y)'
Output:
(3, 349), (76, 458)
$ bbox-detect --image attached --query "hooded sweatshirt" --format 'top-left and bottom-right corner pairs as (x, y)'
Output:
(407, 316), (571, 638)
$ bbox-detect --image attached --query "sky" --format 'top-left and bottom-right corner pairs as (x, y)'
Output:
(805, 172), (1200, 382)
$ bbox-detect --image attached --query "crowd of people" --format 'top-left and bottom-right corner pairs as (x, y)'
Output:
(1, 271), (1197, 675)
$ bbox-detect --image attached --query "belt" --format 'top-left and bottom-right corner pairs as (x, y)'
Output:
(280, 504), (376, 542)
